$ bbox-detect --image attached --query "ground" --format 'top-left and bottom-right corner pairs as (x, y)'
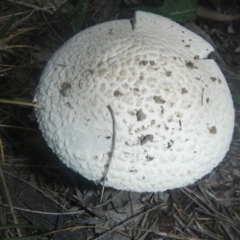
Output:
(0, 0), (240, 239)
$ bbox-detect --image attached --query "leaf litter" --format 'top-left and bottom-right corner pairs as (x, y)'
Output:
(0, 0), (240, 239)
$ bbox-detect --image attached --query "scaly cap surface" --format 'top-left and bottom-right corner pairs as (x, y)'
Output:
(35, 11), (234, 192)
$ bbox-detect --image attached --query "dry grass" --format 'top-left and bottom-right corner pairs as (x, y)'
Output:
(0, 0), (240, 239)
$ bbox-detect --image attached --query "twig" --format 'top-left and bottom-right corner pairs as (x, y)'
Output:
(0, 137), (4, 164)
(0, 98), (42, 109)
(134, 198), (154, 239)
(138, 216), (158, 240)
(0, 124), (38, 131)
(0, 11), (31, 20)
(194, 207), (240, 233)
(99, 105), (116, 203)
(93, 203), (166, 240)
(182, 188), (235, 225)
(0, 203), (85, 216)
(184, 213), (195, 232)
(11, 10), (35, 30)
(5, 0), (54, 14)
(189, 225), (220, 240)
(173, 212), (195, 236)
(220, 221), (235, 240)
(196, 182), (213, 207)
(0, 139), (21, 237)
(128, 192), (136, 239)
(126, 226), (203, 240)
(93, 191), (122, 209)
(2, 171), (68, 211)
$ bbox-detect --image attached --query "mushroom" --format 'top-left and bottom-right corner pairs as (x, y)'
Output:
(34, 11), (234, 192)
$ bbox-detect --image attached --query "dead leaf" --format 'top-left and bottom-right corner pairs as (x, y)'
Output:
(197, 5), (240, 21)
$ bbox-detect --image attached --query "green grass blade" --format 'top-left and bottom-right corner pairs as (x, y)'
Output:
(131, 6), (172, 19)
(75, 0), (88, 33)
(132, 0), (198, 23)
(0, 98), (42, 109)
(0, 15), (16, 40)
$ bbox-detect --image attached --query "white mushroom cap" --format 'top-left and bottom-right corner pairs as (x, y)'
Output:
(35, 11), (234, 192)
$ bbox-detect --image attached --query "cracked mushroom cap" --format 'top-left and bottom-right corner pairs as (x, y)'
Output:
(35, 11), (234, 192)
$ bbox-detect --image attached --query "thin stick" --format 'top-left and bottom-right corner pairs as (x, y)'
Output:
(0, 203), (85, 216)
(93, 203), (166, 240)
(93, 191), (122, 209)
(196, 182), (213, 206)
(2, 171), (68, 211)
(0, 98), (42, 109)
(138, 217), (158, 240)
(0, 137), (4, 164)
(0, 138), (21, 236)
(99, 105), (116, 203)
(5, 0), (54, 14)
